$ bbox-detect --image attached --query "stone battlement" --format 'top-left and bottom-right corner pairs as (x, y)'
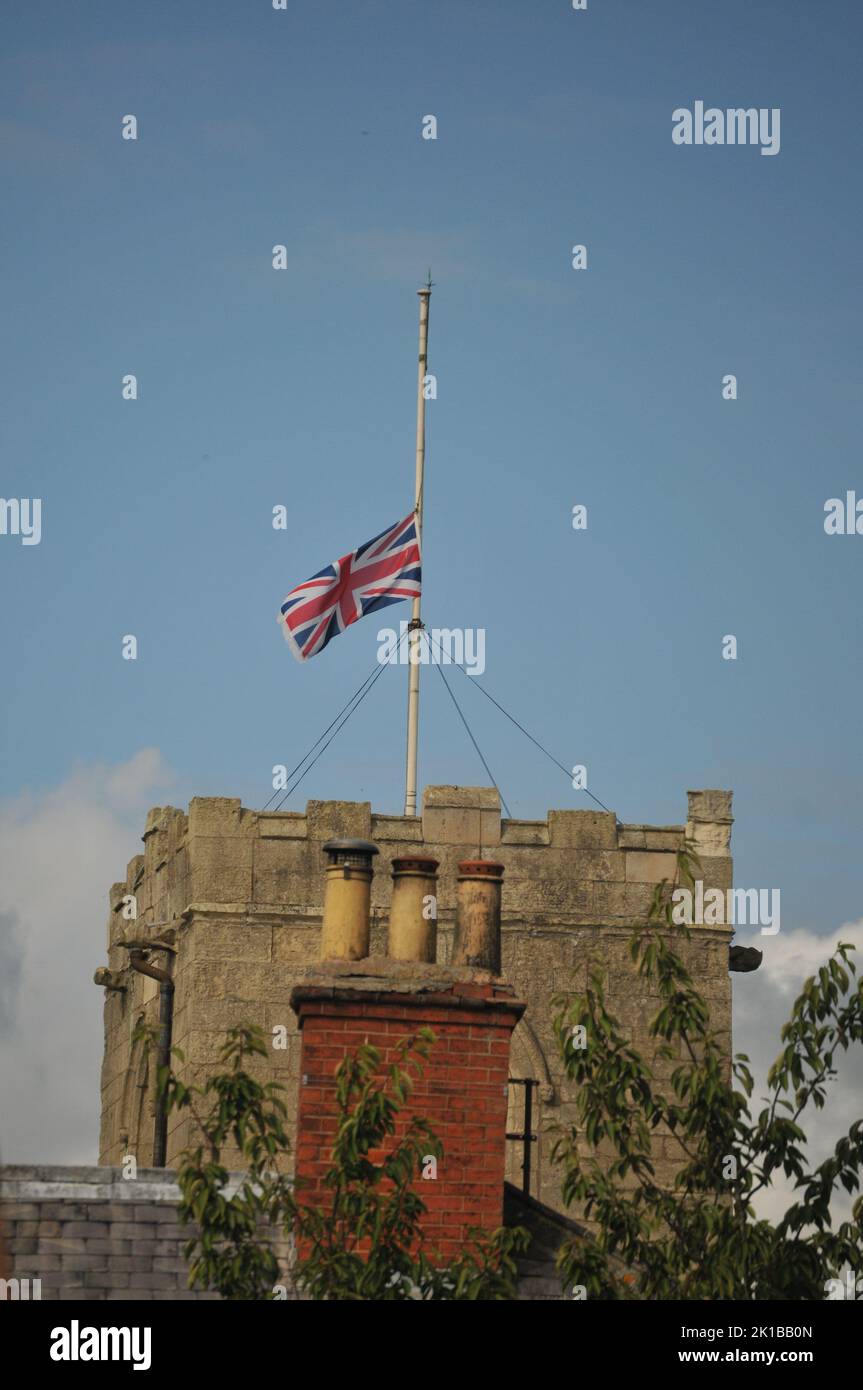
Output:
(108, 787), (731, 940)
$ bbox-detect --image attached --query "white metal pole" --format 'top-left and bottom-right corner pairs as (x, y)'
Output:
(404, 282), (431, 816)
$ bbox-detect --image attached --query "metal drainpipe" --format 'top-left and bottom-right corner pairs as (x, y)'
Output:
(127, 949), (174, 1168)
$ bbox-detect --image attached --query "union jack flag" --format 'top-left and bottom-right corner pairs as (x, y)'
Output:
(277, 511), (422, 661)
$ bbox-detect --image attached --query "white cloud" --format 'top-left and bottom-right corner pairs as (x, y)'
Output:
(733, 923), (863, 1225)
(0, 750), (176, 1165)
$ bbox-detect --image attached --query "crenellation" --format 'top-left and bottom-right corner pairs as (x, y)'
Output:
(500, 819), (550, 846)
(686, 788), (734, 857)
(305, 797), (371, 841)
(642, 827), (686, 851)
(421, 784), (500, 847)
(547, 808), (618, 849)
(256, 811), (308, 840)
(371, 813), (423, 842)
(187, 796), (242, 835)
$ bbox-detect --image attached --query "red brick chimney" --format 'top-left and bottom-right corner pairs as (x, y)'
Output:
(289, 849), (525, 1262)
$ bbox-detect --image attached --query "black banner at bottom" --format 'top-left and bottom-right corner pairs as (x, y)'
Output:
(4, 1295), (856, 1376)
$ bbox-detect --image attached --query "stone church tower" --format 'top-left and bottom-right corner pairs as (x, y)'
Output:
(95, 785), (735, 1215)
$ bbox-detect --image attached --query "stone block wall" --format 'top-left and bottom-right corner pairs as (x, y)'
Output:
(96, 786), (734, 1213)
(0, 1166), (253, 1301)
(0, 1165), (564, 1300)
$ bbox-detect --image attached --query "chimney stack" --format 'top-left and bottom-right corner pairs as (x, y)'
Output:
(320, 838), (379, 961)
(452, 860), (504, 973)
(290, 842), (524, 1262)
(290, 962), (524, 1262)
(388, 855), (439, 962)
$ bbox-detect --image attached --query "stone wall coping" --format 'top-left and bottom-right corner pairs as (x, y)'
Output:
(422, 786), (501, 809)
(0, 1165), (257, 1202)
(619, 823), (685, 833)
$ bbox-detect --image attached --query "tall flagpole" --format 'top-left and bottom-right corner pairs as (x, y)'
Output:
(404, 276), (431, 816)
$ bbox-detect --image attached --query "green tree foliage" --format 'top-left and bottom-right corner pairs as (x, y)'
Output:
(551, 849), (863, 1300)
(136, 1022), (294, 1300)
(137, 1022), (526, 1300)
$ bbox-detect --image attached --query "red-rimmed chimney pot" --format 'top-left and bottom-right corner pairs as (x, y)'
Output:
(452, 859), (505, 974)
(388, 855), (440, 963)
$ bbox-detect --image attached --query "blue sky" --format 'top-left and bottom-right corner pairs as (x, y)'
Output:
(2, 0), (861, 940)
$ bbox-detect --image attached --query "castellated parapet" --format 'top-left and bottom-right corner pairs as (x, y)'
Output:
(97, 786), (734, 1215)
